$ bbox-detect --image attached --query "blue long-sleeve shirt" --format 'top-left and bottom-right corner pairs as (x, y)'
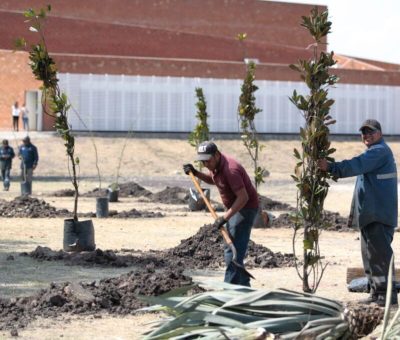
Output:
(19, 143), (39, 170)
(328, 138), (397, 228)
(0, 146), (15, 169)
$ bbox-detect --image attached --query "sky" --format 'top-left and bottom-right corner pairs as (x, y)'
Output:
(270, 0), (400, 64)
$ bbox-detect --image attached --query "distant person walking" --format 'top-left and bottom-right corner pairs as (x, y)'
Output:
(0, 139), (15, 191)
(11, 101), (20, 131)
(21, 103), (29, 131)
(18, 136), (39, 195)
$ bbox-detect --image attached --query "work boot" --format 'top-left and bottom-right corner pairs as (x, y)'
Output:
(375, 293), (398, 307)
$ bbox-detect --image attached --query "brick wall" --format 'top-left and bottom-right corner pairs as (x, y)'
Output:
(0, 50), (41, 131)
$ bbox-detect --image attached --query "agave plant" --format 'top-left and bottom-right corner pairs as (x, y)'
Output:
(138, 281), (383, 339)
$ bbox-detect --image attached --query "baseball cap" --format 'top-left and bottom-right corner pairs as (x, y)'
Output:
(359, 119), (381, 132)
(196, 141), (218, 161)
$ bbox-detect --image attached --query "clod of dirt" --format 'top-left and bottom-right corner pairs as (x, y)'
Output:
(0, 267), (196, 331)
(0, 196), (69, 218)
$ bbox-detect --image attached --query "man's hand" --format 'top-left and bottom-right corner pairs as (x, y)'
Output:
(32, 164), (37, 170)
(213, 216), (227, 230)
(317, 159), (328, 171)
(183, 164), (197, 175)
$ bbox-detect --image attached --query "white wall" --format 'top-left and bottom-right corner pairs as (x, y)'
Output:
(59, 73), (400, 135)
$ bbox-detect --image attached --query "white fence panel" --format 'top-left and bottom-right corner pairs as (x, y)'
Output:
(59, 73), (400, 135)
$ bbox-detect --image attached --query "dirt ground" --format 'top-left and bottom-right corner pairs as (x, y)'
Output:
(0, 131), (400, 339)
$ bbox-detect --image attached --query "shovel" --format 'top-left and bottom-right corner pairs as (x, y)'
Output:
(188, 171), (255, 280)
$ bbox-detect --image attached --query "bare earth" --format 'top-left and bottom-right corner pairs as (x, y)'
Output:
(0, 131), (400, 339)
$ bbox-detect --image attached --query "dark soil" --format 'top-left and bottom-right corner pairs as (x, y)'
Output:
(0, 266), (195, 332)
(80, 182), (153, 198)
(259, 195), (295, 211)
(272, 210), (354, 232)
(0, 196), (164, 219)
(51, 189), (75, 197)
(0, 196), (69, 218)
(22, 224), (295, 270)
(145, 186), (189, 204)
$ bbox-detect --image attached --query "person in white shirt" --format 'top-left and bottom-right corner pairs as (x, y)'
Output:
(11, 101), (20, 131)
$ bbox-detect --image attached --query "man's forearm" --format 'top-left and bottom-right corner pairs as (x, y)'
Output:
(195, 171), (214, 185)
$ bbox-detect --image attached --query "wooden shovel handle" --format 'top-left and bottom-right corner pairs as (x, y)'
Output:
(188, 171), (234, 247)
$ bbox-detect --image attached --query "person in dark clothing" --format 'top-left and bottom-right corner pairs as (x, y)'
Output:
(318, 119), (398, 306)
(0, 139), (15, 191)
(183, 141), (259, 287)
(18, 136), (39, 194)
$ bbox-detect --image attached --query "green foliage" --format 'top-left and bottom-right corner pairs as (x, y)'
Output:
(188, 87), (209, 171)
(238, 62), (267, 192)
(17, 6), (80, 221)
(289, 7), (338, 293)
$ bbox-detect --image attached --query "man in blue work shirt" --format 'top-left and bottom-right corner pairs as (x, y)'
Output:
(318, 119), (398, 306)
(18, 136), (39, 195)
(0, 139), (15, 191)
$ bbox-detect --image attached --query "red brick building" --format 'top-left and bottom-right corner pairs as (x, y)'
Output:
(0, 0), (399, 131)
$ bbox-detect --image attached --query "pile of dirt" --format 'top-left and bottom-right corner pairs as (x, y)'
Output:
(81, 182), (152, 198)
(145, 186), (189, 204)
(21, 246), (167, 268)
(0, 196), (69, 218)
(0, 266), (194, 332)
(259, 195), (295, 211)
(51, 189), (75, 197)
(109, 209), (164, 219)
(273, 210), (353, 232)
(168, 224), (295, 269)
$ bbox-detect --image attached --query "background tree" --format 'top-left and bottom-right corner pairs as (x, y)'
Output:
(188, 87), (209, 172)
(238, 61), (267, 192)
(289, 7), (338, 292)
(16, 6), (81, 220)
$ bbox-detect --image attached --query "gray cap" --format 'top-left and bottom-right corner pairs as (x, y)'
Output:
(196, 141), (218, 161)
(359, 119), (381, 132)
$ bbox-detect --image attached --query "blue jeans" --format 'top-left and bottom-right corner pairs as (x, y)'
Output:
(224, 207), (258, 286)
(1, 167), (11, 189)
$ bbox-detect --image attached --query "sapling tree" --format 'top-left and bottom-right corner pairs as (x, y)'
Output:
(188, 87), (209, 172)
(16, 6), (80, 220)
(237, 61), (267, 192)
(289, 7), (338, 292)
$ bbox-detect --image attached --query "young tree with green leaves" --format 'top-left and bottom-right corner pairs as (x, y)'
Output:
(289, 7), (338, 292)
(16, 6), (81, 221)
(188, 87), (209, 171)
(238, 61), (267, 192)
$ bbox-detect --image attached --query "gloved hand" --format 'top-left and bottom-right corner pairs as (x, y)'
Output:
(213, 216), (227, 230)
(183, 163), (197, 175)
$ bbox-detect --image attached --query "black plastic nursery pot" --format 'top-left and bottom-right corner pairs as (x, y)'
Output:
(107, 189), (119, 202)
(96, 196), (109, 218)
(63, 219), (96, 252)
(188, 187), (210, 211)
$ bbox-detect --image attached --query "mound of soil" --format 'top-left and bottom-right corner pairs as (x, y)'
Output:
(0, 196), (70, 218)
(109, 209), (164, 219)
(0, 266), (194, 331)
(259, 195), (295, 211)
(273, 210), (353, 232)
(21, 246), (167, 268)
(81, 182), (152, 198)
(145, 186), (189, 204)
(51, 189), (75, 197)
(168, 224), (295, 269)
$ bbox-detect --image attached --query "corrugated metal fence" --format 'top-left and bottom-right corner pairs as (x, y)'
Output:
(59, 73), (400, 135)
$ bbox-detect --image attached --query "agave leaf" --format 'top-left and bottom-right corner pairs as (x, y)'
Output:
(144, 311), (210, 339)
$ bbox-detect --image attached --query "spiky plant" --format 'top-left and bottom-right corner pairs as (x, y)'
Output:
(238, 61), (267, 192)
(138, 281), (384, 339)
(289, 7), (338, 292)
